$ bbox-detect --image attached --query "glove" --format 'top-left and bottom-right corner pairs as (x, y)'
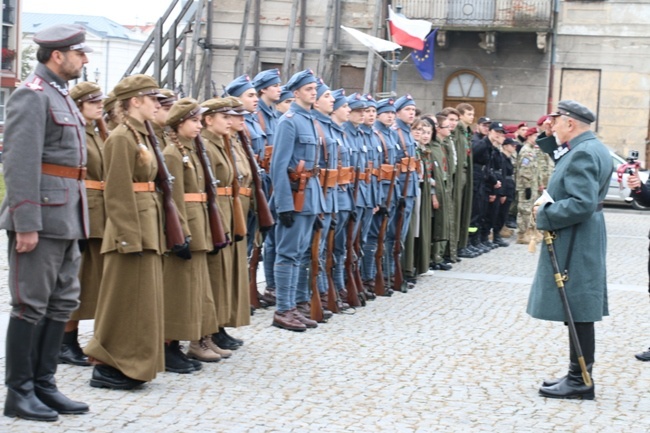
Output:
(313, 217), (323, 230)
(378, 206), (388, 216)
(330, 218), (337, 228)
(525, 188), (532, 200)
(398, 197), (406, 209)
(77, 239), (87, 253)
(259, 223), (273, 233)
(279, 211), (295, 228)
(173, 236), (192, 260)
(350, 210), (358, 222)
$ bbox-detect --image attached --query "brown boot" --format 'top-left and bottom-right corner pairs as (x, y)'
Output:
(272, 310), (306, 332)
(516, 233), (528, 244)
(296, 301), (311, 318)
(318, 293), (334, 321)
(291, 308), (318, 328)
(187, 338), (222, 362)
(337, 289), (350, 310)
(500, 227), (513, 238)
(203, 336), (233, 359)
(259, 288), (276, 307)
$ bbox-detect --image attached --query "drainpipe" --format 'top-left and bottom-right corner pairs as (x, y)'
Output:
(547, 0), (559, 113)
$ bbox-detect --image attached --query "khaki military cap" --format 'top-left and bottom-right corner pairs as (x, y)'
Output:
(70, 82), (105, 103)
(113, 74), (164, 101)
(34, 24), (93, 53)
(223, 96), (249, 116)
(200, 98), (238, 116)
(166, 98), (208, 127)
(157, 88), (178, 107)
(103, 91), (116, 113)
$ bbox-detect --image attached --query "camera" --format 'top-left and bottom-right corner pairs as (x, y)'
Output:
(626, 150), (640, 174)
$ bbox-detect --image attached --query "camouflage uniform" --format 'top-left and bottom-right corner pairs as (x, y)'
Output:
(515, 142), (538, 242)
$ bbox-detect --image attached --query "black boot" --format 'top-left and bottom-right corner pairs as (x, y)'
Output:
(211, 329), (240, 351)
(58, 329), (90, 367)
(220, 328), (244, 346)
(164, 341), (195, 374)
(4, 317), (59, 421)
(492, 235), (509, 247)
(33, 319), (89, 414)
(539, 322), (595, 400)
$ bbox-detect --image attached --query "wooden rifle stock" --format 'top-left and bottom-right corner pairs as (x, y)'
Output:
(249, 245), (261, 309)
(237, 130), (274, 230)
(374, 165), (397, 296)
(309, 226), (324, 323)
(194, 135), (229, 251)
(392, 157), (411, 292)
(144, 120), (186, 251)
(344, 168), (362, 307)
(96, 117), (109, 142)
(325, 216), (339, 314)
(224, 135), (247, 242)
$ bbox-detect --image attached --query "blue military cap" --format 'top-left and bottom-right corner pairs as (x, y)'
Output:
(376, 98), (396, 115)
(252, 69), (281, 92)
(347, 93), (366, 111)
(332, 89), (347, 111)
(224, 74), (254, 97)
(285, 69), (317, 92)
(316, 78), (330, 100)
(34, 24), (93, 53)
(278, 85), (294, 103)
(362, 93), (377, 109)
(394, 94), (415, 111)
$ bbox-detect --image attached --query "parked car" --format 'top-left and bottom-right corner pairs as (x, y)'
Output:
(605, 149), (649, 210)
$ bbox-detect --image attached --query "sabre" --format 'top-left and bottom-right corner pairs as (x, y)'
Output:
(543, 230), (592, 387)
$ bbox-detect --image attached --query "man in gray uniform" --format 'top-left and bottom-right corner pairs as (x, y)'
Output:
(0, 24), (91, 421)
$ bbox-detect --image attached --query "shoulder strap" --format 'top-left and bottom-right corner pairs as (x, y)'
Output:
(396, 127), (408, 153)
(375, 130), (389, 164)
(313, 119), (328, 165)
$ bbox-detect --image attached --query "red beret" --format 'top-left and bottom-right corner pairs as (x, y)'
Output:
(504, 124), (518, 134)
(517, 122), (527, 129)
(536, 115), (549, 126)
(524, 126), (539, 138)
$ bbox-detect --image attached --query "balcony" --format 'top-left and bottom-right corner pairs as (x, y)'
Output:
(400, 0), (554, 32)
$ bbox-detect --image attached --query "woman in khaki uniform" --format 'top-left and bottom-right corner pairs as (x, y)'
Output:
(161, 98), (223, 370)
(84, 75), (166, 390)
(59, 82), (106, 367)
(224, 96), (252, 333)
(200, 98), (245, 352)
(152, 89), (176, 150)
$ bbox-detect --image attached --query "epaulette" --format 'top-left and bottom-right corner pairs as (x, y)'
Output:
(25, 77), (44, 91)
(285, 112), (294, 118)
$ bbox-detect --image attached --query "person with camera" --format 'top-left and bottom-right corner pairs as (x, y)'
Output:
(627, 169), (650, 361)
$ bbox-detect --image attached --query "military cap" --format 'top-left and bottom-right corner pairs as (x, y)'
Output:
(285, 69), (316, 92)
(113, 74), (164, 101)
(516, 121), (527, 129)
(166, 98), (208, 127)
(548, 100), (596, 124)
(478, 116), (491, 124)
(34, 24), (93, 53)
(200, 98), (239, 116)
(347, 93), (366, 111)
(536, 114), (549, 126)
(224, 74), (254, 97)
(331, 89), (347, 111)
(394, 94), (415, 111)
(316, 78), (330, 100)
(524, 126), (539, 138)
(157, 88), (178, 107)
(376, 98), (396, 115)
(504, 124), (518, 134)
(503, 137), (518, 147)
(362, 94), (377, 109)
(70, 82), (105, 103)
(489, 121), (505, 133)
(103, 91), (117, 113)
(224, 96), (250, 116)
(278, 85), (294, 103)
(252, 69), (281, 92)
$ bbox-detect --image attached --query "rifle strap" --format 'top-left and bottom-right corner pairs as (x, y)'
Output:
(396, 127), (409, 154)
(256, 111), (267, 134)
(313, 119), (328, 166)
(375, 130), (390, 164)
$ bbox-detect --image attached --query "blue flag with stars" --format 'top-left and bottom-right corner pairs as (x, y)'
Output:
(411, 29), (437, 81)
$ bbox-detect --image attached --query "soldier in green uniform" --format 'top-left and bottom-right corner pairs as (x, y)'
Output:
(430, 115), (452, 270)
(454, 103), (477, 259)
(515, 127), (539, 244)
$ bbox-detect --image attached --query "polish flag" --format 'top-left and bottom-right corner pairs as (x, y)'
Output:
(388, 6), (432, 51)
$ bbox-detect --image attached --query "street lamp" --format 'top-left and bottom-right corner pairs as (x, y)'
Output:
(94, 68), (101, 83)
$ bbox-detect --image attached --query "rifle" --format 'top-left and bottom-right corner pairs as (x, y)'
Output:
(96, 116), (109, 142)
(344, 167), (362, 307)
(224, 135), (247, 242)
(249, 245), (261, 309)
(310, 150), (328, 323)
(392, 157), (412, 293)
(325, 214), (339, 314)
(194, 135), (230, 252)
(144, 120), (186, 251)
(374, 165), (397, 296)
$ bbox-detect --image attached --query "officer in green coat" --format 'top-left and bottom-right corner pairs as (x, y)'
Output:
(526, 100), (612, 401)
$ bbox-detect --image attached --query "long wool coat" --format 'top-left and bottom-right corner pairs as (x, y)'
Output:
(526, 131), (612, 322)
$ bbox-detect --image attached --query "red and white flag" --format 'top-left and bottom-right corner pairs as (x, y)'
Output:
(388, 6), (432, 51)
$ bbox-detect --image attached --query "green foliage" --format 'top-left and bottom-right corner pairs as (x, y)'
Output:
(21, 45), (36, 81)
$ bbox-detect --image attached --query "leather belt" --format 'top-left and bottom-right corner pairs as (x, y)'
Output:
(42, 163), (86, 180)
(318, 169), (338, 188)
(133, 182), (156, 192)
(184, 192), (207, 202)
(372, 168), (380, 177)
(84, 180), (104, 190)
(337, 167), (354, 185)
(358, 172), (368, 181)
(239, 187), (252, 197)
(398, 157), (417, 173)
(288, 167), (320, 182)
(217, 186), (233, 196)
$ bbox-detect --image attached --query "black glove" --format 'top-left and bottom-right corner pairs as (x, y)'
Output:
(259, 223), (273, 233)
(378, 206), (388, 216)
(330, 218), (337, 228)
(279, 211), (295, 228)
(77, 239), (87, 253)
(525, 188), (532, 200)
(398, 197), (406, 209)
(350, 210), (358, 222)
(173, 236), (192, 260)
(313, 217), (323, 230)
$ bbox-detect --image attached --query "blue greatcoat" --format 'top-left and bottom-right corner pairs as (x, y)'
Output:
(526, 131), (612, 322)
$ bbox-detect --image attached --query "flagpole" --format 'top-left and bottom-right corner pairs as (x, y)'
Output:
(389, 4), (403, 97)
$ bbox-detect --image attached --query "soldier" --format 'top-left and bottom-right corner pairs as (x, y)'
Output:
(439, 108), (460, 263)
(430, 115), (452, 270)
(472, 116), (491, 145)
(0, 24), (91, 421)
(274, 86), (294, 115)
(515, 127), (539, 244)
(493, 137), (517, 247)
(224, 75), (265, 159)
(270, 69), (325, 331)
(84, 74), (167, 390)
(528, 100), (611, 400)
(413, 118), (435, 275)
(150, 88), (177, 149)
(59, 82), (107, 368)
(104, 91), (119, 132)
(454, 103), (478, 259)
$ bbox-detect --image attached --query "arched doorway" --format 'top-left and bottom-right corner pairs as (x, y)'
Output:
(443, 70), (487, 120)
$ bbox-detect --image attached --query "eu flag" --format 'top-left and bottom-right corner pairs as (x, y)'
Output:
(411, 29), (437, 81)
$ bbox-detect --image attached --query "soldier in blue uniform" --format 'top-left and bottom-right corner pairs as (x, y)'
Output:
(270, 69), (325, 331)
(275, 86), (295, 115)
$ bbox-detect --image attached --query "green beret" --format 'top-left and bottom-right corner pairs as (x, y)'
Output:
(200, 98), (238, 116)
(70, 82), (104, 103)
(166, 98), (208, 127)
(113, 74), (163, 101)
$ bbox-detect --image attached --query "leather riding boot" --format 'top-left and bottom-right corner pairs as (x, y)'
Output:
(539, 322), (595, 400)
(32, 319), (89, 414)
(4, 318), (58, 421)
(58, 329), (90, 367)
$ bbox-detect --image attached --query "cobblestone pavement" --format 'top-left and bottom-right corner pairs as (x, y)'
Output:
(0, 209), (649, 432)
